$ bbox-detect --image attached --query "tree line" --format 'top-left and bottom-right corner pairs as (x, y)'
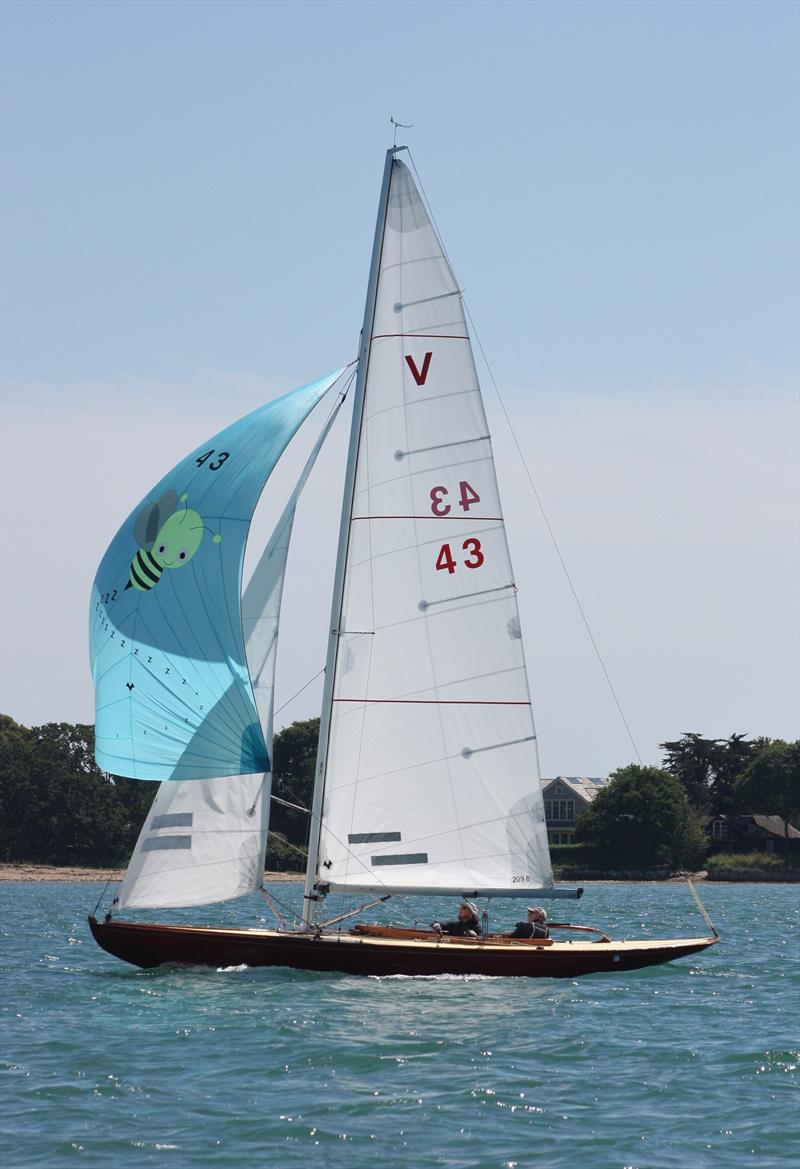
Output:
(0, 713), (797, 871)
(575, 735), (800, 869)
(0, 714), (319, 871)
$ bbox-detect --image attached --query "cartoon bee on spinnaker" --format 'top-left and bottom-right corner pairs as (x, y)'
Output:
(126, 491), (221, 592)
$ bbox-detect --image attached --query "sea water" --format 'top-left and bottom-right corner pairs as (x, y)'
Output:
(1, 881), (797, 1169)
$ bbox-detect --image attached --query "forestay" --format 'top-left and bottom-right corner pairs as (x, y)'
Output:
(317, 160), (552, 898)
(90, 372), (342, 782)
(114, 399), (344, 909)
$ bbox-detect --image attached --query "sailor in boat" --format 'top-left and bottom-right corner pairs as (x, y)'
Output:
(430, 901), (482, 938)
(504, 906), (550, 940)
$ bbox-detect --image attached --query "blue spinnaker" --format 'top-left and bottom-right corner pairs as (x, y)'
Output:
(89, 370), (343, 780)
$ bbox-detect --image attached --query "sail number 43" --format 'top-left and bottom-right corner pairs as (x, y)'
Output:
(436, 538), (484, 574)
(431, 481), (485, 573)
(430, 481), (480, 516)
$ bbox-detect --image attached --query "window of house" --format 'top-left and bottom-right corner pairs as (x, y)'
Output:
(546, 799), (575, 822)
(712, 820), (729, 842)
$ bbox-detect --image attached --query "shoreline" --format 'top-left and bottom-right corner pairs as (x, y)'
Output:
(0, 864), (303, 884)
(2, 863), (795, 885)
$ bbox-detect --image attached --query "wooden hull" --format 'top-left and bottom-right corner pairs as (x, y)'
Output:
(88, 916), (718, 978)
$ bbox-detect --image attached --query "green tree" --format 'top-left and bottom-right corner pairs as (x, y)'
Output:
(575, 764), (706, 869)
(0, 716), (36, 862)
(660, 732), (764, 815)
(0, 713), (325, 871)
(266, 717), (320, 870)
(734, 740), (800, 857)
(0, 716), (154, 866)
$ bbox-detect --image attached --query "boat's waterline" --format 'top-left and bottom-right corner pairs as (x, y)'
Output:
(89, 916), (718, 978)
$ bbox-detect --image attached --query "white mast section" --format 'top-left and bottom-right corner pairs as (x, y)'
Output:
(301, 147), (399, 928)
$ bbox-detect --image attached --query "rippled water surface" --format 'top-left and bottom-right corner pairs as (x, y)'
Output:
(1, 881), (798, 1168)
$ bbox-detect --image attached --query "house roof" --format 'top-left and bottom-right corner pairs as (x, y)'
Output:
(712, 814), (800, 839)
(751, 815), (800, 840)
(540, 775), (609, 804)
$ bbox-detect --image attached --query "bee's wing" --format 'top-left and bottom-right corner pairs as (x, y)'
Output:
(134, 490), (178, 549)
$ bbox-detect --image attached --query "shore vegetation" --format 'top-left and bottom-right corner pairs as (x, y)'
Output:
(1, 715), (797, 876)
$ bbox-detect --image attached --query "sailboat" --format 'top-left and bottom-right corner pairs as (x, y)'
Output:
(88, 146), (718, 977)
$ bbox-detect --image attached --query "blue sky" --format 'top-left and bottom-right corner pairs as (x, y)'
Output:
(1, 0), (798, 774)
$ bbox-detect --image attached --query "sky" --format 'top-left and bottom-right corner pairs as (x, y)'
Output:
(1, 0), (798, 777)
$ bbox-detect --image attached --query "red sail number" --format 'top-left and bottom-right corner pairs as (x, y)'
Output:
(459, 481), (480, 511)
(430, 486), (451, 516)
(463, 538), (484, 569)
(435, 544), (457, 574)
(435, 538), (484, 574)
(429, 481), (480, 516)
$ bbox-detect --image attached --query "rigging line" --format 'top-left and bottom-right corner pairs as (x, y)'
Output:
(274, 667), (325, 717)
(259, 882), (305, 926)
(259, 886), (287, 929)
(267, 830), (310, 861)
(461, 301), (642, 765)
(91, 879), (114, 917)
(335, 363), (359, 402)
(406, 149), (642, 766)
(683, 873), (719, 938)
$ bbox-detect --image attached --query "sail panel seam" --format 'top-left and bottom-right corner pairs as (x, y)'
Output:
(372, 333), (469, 341)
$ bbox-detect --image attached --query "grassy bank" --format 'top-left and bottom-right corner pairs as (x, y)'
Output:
(550, 844), (799, 882)
(704, 851), (800, 881)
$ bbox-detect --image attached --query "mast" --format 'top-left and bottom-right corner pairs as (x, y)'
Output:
(301, 147), (399, 928)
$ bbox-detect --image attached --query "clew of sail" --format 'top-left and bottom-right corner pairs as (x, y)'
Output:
(113, 396), (345, 909)
(316, 160), (552, 898)
(90, 371), (343, 783)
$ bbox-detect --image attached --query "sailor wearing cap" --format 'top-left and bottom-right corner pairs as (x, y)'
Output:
(431, 900), (482, 938)
(506, 906), (549, 940)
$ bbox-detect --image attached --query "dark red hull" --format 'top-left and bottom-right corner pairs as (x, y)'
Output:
(88, 916), (718, 978)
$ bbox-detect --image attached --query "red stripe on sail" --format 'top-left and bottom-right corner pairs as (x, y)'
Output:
(332, 699), (531, 706)
(350, 515), (503, 522)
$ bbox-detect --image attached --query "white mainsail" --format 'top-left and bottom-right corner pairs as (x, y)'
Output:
(115, 402), (343, 910)
(316, 159), (552, 898)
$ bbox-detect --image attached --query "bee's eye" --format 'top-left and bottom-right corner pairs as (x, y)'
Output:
(158, 544), (166, 555)
(177, 549), (188, 561)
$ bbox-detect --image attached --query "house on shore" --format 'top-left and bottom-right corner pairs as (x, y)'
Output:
(708, 814), (800, 854)
(540, 776), (609, 845)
